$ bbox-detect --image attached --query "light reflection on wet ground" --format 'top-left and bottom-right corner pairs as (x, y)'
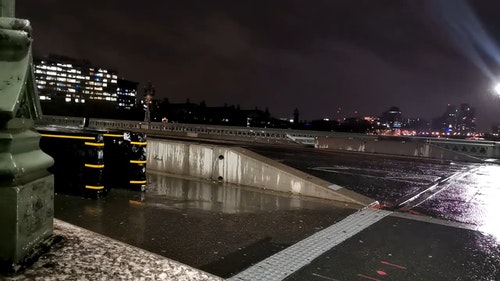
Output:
(54, 173), (355, 278)
(146, 173), (327, 214)
(247, 146), (500, 243)
(414, 163), (500, 242)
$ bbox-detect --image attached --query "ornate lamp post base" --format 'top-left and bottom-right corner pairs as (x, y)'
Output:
(0, 176), (54, 272)
(0, 1), (55, 273)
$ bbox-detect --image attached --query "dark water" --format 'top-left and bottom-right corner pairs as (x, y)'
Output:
(54, 172), (355, 278)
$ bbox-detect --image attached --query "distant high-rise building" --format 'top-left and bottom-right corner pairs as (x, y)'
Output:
(117, 79), (138, 109)
(380, 106), (402, 129)
(431, 104), (457, 133)
(456, 103), (476, 134)
(432, 103), (476, 134)
(33, 54), (119, 105)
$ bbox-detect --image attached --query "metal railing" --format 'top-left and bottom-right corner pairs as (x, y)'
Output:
(38, 115), (500, 158)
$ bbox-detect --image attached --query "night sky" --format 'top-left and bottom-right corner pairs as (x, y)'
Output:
(15, 0), (500, 131)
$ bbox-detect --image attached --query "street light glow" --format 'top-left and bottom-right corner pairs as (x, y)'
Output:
(495, 82), (500, 96)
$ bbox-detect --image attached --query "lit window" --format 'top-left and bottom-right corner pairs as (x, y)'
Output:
(65, 98), (71, 102)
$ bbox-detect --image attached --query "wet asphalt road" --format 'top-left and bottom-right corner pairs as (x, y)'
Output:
(245, 146), (469, 208)
(54, 173), (355, 278)
(245, 146), (500, 241)
(285, 215), (500, 281)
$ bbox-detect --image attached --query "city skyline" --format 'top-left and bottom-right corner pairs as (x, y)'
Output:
(16, 0), (500, 131)
(30, 54), (476, 128)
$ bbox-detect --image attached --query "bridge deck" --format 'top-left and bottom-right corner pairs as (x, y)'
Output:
(3, 120), (498, 279)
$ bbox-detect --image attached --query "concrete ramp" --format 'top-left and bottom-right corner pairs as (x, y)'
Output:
(147, 139), (374, 208)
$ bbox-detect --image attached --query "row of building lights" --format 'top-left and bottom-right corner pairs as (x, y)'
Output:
(33, 56), (135, 108)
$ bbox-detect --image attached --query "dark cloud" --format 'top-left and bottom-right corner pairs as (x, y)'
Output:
(15, 0), (500, 130)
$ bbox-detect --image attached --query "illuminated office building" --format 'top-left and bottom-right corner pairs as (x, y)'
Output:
(117, 79), (139, 110)
(33, 54), (119, 105)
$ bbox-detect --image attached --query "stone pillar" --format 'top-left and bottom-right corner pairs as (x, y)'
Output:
(0, 0), (55, 272)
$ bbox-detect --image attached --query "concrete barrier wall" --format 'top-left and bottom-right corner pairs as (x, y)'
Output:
(41, 116), (500, 160)
(147, 139), (373, 207)
(428, 140), (498, 159)
(316, 136), (483, 162)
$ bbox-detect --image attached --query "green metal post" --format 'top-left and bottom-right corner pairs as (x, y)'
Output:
(0, 0), (55, 273)
(0, 0), (14, 17)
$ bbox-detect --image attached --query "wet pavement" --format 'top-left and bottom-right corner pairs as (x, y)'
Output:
(246, 146), (500, 240)
(48, 143), (500, 280)
(1, 220), (222, 281)
(413, 163), (500, 242)
(284, 214), (500, 281)
(245, 146), (470, 208)
(54, 173), (356, 278)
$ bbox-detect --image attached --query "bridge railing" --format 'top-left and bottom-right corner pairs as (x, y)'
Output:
(38, 115), (85, 127)
(38, 115), (327, 143)
(426, 139), (499, 158)
(89, 118), (142, 130)
(38, 115), (500, 159)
